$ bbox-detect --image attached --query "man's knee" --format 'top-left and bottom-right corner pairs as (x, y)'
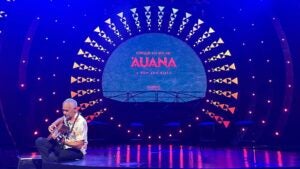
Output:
(35, 137), (47, 147)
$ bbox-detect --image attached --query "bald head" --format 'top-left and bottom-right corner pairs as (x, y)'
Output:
(63, 98), (78, 108)
(62, 98), (78, 120)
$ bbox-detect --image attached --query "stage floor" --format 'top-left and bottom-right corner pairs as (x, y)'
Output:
(20, 144), (300, 168)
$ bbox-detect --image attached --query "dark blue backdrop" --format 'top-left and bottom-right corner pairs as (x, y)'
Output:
(0, 0), (299, 149)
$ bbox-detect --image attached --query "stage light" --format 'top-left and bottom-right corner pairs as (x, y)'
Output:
(137, 134), (141, 137)
(52, 91), (56, 95)
(56, 56), (60, 60)
(38, 98), (43, 102)
(22, 60), (26, 64)
(261, 120), (266, 124)
(188, 124), (192, 127)
(20, 83), (25, 88)
(110, 117), (114, 120)
(158, 136), (161, 139)
(39, 56), (43, 60)
(268, 80), (272, 83)
(118, 124), (121, 127)
(267, 100), (271, 104)
(288, 84), (292, 88)
(275, 131), (280, 136)
(251, 76), (255, 79)
(52, 74), (56, 77)
(104, 108), (107, 111)
(34, 131), (38, 135)
(148, 136), (151, 139)
(252, 93), (255, 96)
(281, 38), (285, 41)
(286, 60), (290, 64)
(179, 130), (182, 133)
(169, 134), (172, 137)
(266, 59), (270, 63)
(284, 108), (288, 112)
(241, 128), (246, 132)
(248, 110), (252, 114)
(27, 37), (31, 41)
(45, 118), (48, 122)
(127, 130), (130, 133)
(56, 109), (60, 113)
(195, 117), (199, 120)
(37, 77), (41, 80)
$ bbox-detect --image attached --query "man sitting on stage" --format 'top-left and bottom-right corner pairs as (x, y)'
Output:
(35, 98), (88, 162)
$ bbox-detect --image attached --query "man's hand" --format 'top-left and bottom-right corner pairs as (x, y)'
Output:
(48, 124), (56, 133)
(48, 117), (64, 133)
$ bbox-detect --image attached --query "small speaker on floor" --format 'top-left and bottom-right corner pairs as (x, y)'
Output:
(18, 156), (42, 169)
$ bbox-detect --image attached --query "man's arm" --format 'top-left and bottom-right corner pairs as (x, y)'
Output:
(52, 117), (64, 126)
(48, 117), (64, 133)
(64, 139), (84, 149)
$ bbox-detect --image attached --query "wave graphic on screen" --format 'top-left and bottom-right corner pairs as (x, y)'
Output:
(102, 33), (207, 102)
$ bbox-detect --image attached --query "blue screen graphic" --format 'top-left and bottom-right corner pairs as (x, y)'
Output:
(102, 33), (207, 102)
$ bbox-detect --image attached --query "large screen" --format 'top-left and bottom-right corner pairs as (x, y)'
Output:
(102, 33), (207, 102)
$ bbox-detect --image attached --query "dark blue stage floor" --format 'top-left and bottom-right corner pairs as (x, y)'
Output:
(16, 144), (300, 169)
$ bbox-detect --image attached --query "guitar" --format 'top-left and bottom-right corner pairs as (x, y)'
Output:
(47, 121), (70, 145)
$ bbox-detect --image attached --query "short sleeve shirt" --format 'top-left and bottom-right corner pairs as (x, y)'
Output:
(63, 113), (88, 155)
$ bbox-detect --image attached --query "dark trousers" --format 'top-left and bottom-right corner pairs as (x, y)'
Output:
(35, 137), (83, 162)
